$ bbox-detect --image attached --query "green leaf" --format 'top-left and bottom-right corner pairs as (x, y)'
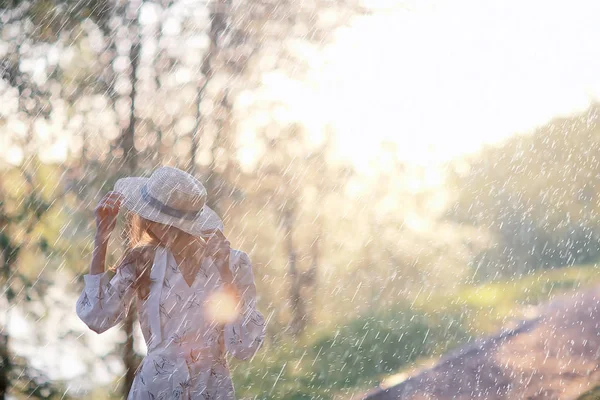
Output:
(39, 237), (49, 253)
(6, 286), (15, 302)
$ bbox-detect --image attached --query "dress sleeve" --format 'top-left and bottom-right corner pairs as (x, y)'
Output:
(223, 250), (266, 360)
(76, 260), (137, 334)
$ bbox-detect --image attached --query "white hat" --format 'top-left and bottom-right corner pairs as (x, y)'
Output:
(114, 166), (224, 237)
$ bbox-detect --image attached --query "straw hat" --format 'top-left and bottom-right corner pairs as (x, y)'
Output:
(114, 166), (224, 237)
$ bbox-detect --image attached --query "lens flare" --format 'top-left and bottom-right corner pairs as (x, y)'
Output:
(203, 289), (240, 324)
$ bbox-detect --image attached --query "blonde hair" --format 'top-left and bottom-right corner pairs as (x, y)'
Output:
(111, 211), (203, 300)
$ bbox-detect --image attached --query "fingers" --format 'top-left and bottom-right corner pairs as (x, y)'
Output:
(205, 236), (230, 259)
(206, 236), (229, 251)
(105, 191), (124, 207)
(103, 191), (124, 202)
(97, 191), (124, 212)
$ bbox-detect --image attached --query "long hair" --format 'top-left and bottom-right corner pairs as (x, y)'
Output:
(110, 211), (204, 300)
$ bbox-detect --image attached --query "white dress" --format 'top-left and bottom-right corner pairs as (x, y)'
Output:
(76, 246), (266, 400)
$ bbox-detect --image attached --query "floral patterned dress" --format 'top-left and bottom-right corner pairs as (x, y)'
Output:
(76, 246), (266, 399)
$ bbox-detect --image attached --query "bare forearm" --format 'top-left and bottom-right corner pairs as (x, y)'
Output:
(90, 236), (108, 275)
(90, 191), (123, 275)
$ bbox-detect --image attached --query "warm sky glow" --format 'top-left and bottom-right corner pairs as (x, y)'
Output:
(264, 0), (600, 172)
(6, 0), (600, 176)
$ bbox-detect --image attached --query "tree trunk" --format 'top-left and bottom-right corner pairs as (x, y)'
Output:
(0, 235), (8, 400)
(0, 49), (21, 400)
(309, 232), (319, 286)
(0, 332), (8, 400)
(122, 309), (137, 397)
(0, 233), (8, 400)
(153, 12), (163, 162)
(123, 40), (140, 174)
(188, 0), (229, 179)
(205, 91), (232, 214)
(283, 205), (307, 335)
(121, 7), (143, 397)
(188, 82), (203, 176)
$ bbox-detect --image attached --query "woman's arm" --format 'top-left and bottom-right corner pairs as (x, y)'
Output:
(91, 191), (123, 272)
(76, 254), (137, 333)
(90, 235), (109, 275)
(76, 191), (137, 333)
(221, 250), (266, 360)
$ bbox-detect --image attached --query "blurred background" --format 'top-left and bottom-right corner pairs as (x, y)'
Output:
(1, 0), (600, 398)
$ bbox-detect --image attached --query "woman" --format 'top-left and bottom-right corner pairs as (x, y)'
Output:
(76, 166), (266, 399)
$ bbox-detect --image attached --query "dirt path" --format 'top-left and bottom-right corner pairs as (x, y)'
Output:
(363, 286), (600, 400)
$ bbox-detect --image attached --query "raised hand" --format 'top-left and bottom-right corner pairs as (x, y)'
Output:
(202, 229), (233, 284)
(94, 191), (124, 244)
(203, 230), (230, 258)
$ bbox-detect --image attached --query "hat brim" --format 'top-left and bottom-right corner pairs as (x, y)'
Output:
(114, 176), (224, 237)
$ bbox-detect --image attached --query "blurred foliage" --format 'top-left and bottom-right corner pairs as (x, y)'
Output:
(6, 352), (70, 399)
(0, 159), (77, 399)
(0, 159), (65, 304)
(1, 0), (113, 41)
(449, 104), (600, 279)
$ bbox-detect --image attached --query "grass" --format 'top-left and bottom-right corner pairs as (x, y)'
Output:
(412, 264), (600, 334)
(231, 304), (469, 399)
(578, 386), (600, 400)
(231, 264), (600, 399)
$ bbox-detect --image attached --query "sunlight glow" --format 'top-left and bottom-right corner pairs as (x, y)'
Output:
(308, 0), (600, 171)
(204, 289), (240, 324)
(5, 0), (600, 179)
